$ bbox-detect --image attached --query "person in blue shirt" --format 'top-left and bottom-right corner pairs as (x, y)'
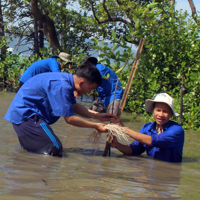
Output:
(84, 57), (123, 116)
(4, 64), (113, 157)
(110, 93), (185, 163)
(19, 52), (73, 86)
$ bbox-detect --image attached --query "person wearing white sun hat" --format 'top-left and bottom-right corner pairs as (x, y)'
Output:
(145, 93), (179, 117)
(110, 93), (185, 163)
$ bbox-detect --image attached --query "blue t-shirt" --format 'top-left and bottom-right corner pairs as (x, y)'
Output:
(19, 58), (61, 83)
(129, 121), (184, 162)
(95, 63), (123, 106)
(5, 72), (76, 125)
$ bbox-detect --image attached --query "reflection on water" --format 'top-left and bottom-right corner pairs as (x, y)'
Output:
(0, 92), (200, 199)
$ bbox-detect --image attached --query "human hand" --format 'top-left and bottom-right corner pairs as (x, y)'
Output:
(95, 123), (108, 133)
(95, 113), (114, 121)
(110, 116), (124, 126)
(110, 135), (119, 148)
(74, 91), (79, 100)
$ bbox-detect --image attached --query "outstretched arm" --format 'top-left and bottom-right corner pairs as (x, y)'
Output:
(125, 127), (152, 146)
(64, 115), (107, 133)
(111, 136), (133, 155)
(111, 115), (152, 146)
(72, 103), (113, 121)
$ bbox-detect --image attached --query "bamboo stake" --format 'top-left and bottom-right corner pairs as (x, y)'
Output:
(69, 63), (72, 73)
(102, 37), (145, 157)
(179, 75), (185, 125)
(102, 77), (119, 156)
(118, 37), (145, 115)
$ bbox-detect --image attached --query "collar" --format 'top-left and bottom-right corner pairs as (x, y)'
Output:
(149, 120), (171, 132)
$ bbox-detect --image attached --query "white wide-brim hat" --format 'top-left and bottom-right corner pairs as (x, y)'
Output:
(58, 52), (73, 63)
(145, 93), (179, 116)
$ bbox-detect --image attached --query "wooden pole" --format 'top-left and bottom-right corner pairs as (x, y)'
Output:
(118, 37), (145, 115)
(179, 75), (185, 125)
(102, 37), (145, 157)
(69, 63), (72, 73)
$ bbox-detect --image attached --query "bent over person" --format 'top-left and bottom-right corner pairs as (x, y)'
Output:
(4, 65), (113, 157)
(19, 52), (73, 87)
(85, 57), (123, 116)
(110, 93), (184, 163)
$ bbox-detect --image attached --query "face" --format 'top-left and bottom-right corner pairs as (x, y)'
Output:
(153, 102), (172, 128)
(77, 80), (98, 96)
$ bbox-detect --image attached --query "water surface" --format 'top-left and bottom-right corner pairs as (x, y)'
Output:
(0, 92), (199, 199)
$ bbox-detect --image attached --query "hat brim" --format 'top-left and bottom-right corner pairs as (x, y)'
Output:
(58, 52), (74, 63)
(59, 57), (73, 63)
(145, 99), (179, 117)
(52, 55), (73, 64)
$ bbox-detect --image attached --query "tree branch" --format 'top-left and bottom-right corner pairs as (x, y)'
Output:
(89, 0), (132, 26)
(188, 0), (198, 24)
(102, 0), (112, 20)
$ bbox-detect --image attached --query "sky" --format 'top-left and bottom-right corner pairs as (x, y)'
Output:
(176, 0), (200, 14)
(70, 0), (200, 14)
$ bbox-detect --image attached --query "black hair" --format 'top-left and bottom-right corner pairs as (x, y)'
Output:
(87, 57), (98, 65)
(75, 64), (102, 86)
(51, 55), (59, 59)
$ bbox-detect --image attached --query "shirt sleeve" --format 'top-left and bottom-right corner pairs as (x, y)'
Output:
(130, 140), (146, 155)
(150, 124), (184, 148)
(46, 79), (76, 117)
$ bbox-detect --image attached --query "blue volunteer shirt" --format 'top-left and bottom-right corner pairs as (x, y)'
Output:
(5, 72), (76, 125)
(19, 58), (61, 83)
(95, 63), (123, 107)
(129, 121), (184, 162)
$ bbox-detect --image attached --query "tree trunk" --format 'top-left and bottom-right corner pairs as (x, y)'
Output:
(34, 17), (39, 55)
(188, 0), (198, 23)
(179, 75), (186, 125)
(0, 0), (6, 61)
(39, 21), (44, 49)
(61, 2), (67, 50)
(31, 0), (60, 53)
(0, 0), (7, 89)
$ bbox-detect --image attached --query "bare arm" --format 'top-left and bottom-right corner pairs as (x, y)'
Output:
(125, 127), (152, 146)
(73, 103), (97, 118)
(64, 115), (107, 132)
(73, 103), (113, 121)
(111, 136), (133, 155)
(111, 115), (152, 146)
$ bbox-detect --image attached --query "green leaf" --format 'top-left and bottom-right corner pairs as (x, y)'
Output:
(111, 30), (116, 39)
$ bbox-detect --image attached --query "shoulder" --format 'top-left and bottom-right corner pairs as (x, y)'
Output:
(96, 63), (111, 75)
(142, 122), (154, 128)
(29, 58), (51, 66)
(96, 63), (106, 67)
(167, 120), (184, 133)
(96, 63), (107, 70)
(46, 57), (57, 63)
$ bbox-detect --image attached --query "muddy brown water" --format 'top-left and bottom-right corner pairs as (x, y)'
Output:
(0, 92), (200, 200)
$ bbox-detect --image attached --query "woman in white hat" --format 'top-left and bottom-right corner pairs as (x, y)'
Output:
(110, 93), (185, 162)
(19, 52), (73, 87)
